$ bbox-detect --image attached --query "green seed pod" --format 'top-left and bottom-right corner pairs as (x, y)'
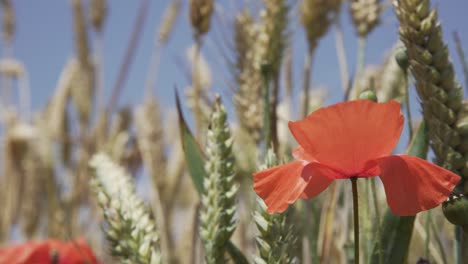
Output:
(359, 90), (378, 102)
(395, 46), (409, 70)
(442, 195), (468, 226)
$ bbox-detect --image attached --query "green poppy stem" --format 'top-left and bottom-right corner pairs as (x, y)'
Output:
(351, 177), (360, 264)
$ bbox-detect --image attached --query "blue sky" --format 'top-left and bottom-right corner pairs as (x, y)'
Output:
(1, 0), (468, 119)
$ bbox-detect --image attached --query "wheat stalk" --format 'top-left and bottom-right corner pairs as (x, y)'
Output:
(90, 153), (162, 264)
(254, 149), (300, 264)
(200, 97), (239, 263)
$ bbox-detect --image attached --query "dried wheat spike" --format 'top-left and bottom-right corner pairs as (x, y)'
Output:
(158, 0), (180, 45)
(71, 0), (95, 128)
(395, 0), (466, 177)
(1, 0), (14, 43)
(233, 10), (263, 142)
(254, 149), (300, 264)
(200, 98), (239, 264)
(134, 98), (168, 199)
(255, 0), (289, 75)
(72, 0), (92, 69)
(350, 0), (381, 37)
(0, 58), (24, 78)
(19, 142), (45, 238)
(300, 0), (341, 52)
(0, 118), (34, 241)
(190, 0), (213, 37)
(90, 153), (162, 264)
(90, 0), (107, 32)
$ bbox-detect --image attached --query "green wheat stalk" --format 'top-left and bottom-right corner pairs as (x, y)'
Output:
(199, 97), (239, 264)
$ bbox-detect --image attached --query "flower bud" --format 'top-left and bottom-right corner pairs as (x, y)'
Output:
(442, 194), (468, 226)
(395, 47), (409, 70)
(358, 90), (378, 102)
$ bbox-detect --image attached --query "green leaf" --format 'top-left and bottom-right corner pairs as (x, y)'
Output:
(369, 121), (428, 264)
(175, 89), (206, 194)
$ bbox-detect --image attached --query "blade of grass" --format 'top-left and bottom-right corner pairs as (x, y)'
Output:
(175, 89), (205, 194)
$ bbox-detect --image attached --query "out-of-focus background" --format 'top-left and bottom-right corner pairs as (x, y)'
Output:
(4, 1), (468, 110)
(1, 1), (468, 263)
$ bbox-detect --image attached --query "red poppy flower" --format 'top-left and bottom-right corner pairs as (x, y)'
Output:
(253, 100), (461, 216)
(0, 238), (99, 264)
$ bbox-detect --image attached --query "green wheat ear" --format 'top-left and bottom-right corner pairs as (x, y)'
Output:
(395, 0), (467, 176)
(395, 0), (468, 237)
(254, 149), (300, 264)
(90, 153), (162, 264)
(199, 97), (239, 264)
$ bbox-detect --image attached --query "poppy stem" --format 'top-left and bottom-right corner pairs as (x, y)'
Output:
(351, 177), (360, 264)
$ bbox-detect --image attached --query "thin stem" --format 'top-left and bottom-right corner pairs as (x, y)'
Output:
(262, 69), (271, 153)
(363, 179), (370, 261)
(18, 71), (31, 121)
(455, 226), (462, 264)
(271, 76), (279, 154)
(192, 35), (202, 140)
(334, 17), (350, 93)
(302, 48), (314, 118)
(0, 42), (13, 114)
(143, 42), (162, 99)
(430, 217), (448, 264)
(351, 177), (360, 264)
(107, 0), (149, 114)
(453, 32), (468, 93)
(353, 37), (367, 99)
(149, 172), (172, 264)
(190, 203), (201, 264)
(463, 227), (468, 264)
(424, 210), (432, 259)
(404, 72), (413, 140)
(94, 31), (105, 112)
(370, 178), (382, 264)
(320, 182), (339, 262)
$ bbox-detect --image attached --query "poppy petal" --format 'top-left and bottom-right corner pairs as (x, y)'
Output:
(292, 146), (315, 162)
(288, 100), (403, 176)
(0, 242), (50, 264)
(49, 239), (99, 264)
(374, 155), (461, 216)
(300, 162), (340, 199)
(254, 161), (310, 213)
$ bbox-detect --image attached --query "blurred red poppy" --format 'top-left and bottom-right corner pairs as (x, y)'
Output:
(254, 100), (461, 216)
(0, 238), (99, 264)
